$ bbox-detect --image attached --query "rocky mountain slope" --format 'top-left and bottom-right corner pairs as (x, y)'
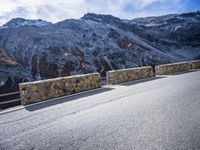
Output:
(0, 18), (52, 29)
(0, 11), (200, 93)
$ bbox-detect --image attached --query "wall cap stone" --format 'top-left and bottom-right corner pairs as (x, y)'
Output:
(19, 73), (100, 86)
(107, 66), (152, 73)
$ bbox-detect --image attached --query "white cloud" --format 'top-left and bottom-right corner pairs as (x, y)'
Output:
(0, 0), (16, 15)
(144, 0), (160, 7)
(0, 0), (189, 25)
(0, 0), (85, 25)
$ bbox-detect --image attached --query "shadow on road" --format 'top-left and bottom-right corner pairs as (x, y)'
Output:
(119, 76), (166, 86)
(25, 87), (114, 111)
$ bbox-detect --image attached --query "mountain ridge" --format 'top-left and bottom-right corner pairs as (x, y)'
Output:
(0, 18), (52, 29)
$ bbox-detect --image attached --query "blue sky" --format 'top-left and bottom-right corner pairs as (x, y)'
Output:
(0, 0), (199, 25)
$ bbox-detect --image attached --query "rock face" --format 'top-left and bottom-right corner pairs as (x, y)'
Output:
(106, 66), (154, 85)
(19, 73), (101, 105)
(0, 11), (200, 93)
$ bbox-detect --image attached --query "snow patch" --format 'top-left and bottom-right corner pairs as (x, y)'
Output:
(172, 26), (182, 32)
(176, 17), (184, 20)
(145, 23), (163, 27)
(0, 80), (5, 87)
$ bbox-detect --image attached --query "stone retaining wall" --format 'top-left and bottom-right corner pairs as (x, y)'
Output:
(155, 60), (200, 75)
(190, 60), (200, 69)
(19, 73), (101, 105)
(106, 66), (154, 85)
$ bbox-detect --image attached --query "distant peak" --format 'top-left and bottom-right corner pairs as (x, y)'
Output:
(1, 18), (52, 29)
(10, 18), (26, 21)
(81, 13), (121, 23)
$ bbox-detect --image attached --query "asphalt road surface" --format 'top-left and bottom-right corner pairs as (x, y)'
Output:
(0, 71), (200, 150)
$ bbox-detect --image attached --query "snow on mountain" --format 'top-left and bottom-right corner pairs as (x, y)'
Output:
(0, 12), (200, 93)
(0, 18), (52, 29)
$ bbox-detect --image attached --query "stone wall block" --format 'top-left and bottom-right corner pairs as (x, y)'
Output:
(20, 73), (101, 105)
(155, 60), (200, 75)
(106, 66), (154, 85)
